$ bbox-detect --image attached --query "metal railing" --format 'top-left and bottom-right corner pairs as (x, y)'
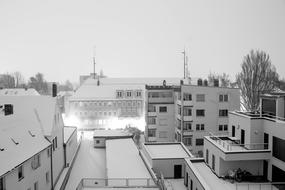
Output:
(76, 178), (157, 190)
(236, 182), (285, 190)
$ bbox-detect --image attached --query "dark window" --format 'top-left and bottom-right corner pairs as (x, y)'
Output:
(219, 109), (228, 117)
(18, 165), (24, 181)
(206, 149), (209, 164)
(224, 125), (228, 131)
(183, 108), (192, 116)
(196, 138), (204, 146)
(212, 155), (215, 171)
(219, 94), (223, 102)
(196, 109), (205, 116)
(0, 177), (4, 190)
(183, 93), (192, 101)
(232, 125), (235, 137)
(4, 104), (13, 115)
(273, 136), (285, 162)
(201, 124), (204, 130)
(159, 106), (167, 113)
(34, 182), (38, 190)
(148, 129), (156, 137)
(96, 140), (100, 144)
(219, 125), (223, 131)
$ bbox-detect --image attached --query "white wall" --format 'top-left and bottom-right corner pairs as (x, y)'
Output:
(152, 159), (185, 178)
(185, 162), (207, 190)
(93, 137), (106, 148)
(3, 148), (51, 190)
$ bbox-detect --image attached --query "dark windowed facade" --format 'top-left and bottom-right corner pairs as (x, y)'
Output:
(273, 136), (285, 162)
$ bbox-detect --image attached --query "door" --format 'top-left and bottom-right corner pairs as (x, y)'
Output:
(174, 165), (182, 178)
(263, 161), (268, 180)
(241, 129), (245, 145)
(264, 133), (269, 149)
(232, 125), (235, 137)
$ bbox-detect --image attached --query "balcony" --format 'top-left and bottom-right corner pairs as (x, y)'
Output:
(183, 100), (193, 106)
(148, 137), (157, 142)
(76, 178), (157, 190)
(183, 115), (193, 122)
(183, 130), (194, 136)
(204, 135), (271, 161)
(147, 112), (156, 117)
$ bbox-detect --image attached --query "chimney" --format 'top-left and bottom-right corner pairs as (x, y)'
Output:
(180, 80), (184, 85)
(203, 79), (208, 86)
(52, 83), (57, 97)
(214, 79), (219, 87)
(197, 78), (203, 86)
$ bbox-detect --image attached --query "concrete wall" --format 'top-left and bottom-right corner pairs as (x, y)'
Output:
(141, 145), (153, 167)
(152, 159), (185, 178)
(184, 161), (207, 190)
(65, 130), (78, 166)
(3, 148), (51, 190)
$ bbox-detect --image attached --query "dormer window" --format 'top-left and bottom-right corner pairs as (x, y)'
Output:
(116, 90), (123, 98)
(126, 91), (132, 98)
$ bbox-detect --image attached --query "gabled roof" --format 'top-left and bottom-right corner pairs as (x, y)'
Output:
(0, 88), (40, 96)
(0, 114), (50, 177)
(0, 96), (58, 136)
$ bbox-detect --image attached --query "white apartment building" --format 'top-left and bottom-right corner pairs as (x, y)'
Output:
(0, 95), (66, 189)
(175, 80), (240, 156)
(145, 85), (178, 142)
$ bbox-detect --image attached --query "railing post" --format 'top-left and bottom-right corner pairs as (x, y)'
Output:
(147, 178), (150, 187)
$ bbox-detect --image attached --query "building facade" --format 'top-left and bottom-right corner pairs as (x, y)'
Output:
(174, 81), (240, 156)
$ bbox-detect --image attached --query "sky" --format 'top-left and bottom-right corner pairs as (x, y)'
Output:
(0, 0), (285, 84)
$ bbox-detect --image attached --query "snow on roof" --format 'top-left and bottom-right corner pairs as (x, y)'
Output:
(106, 138), (153, 179)
(0, 114), (50, 177)
(83, 77), (185, 86)
(71, 83), (145, 100)
(144, 143), (192, 159)
(64, 127), (77, 144)
(0, 95), (59, 136)
(0, 88), (40, 96)
(93, 129), (132, 138)
(185, 159), (235, 190)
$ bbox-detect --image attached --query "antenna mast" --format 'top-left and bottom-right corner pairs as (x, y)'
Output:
(182, 48), (186, 79)
(93, 46), (96, 79)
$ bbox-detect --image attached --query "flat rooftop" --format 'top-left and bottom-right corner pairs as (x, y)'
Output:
(106, 138), (153, 180)
(144, 143), (192, 159)
(93, 129), (132, 138)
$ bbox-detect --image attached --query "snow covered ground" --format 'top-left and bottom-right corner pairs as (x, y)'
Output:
(64, 131), (106, 190)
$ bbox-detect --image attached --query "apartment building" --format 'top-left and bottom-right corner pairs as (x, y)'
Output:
(175, 80), (240, 156)
(145, 85), (178, 142)
(198, 91), (285, 189)
(0, 95), (66, 189)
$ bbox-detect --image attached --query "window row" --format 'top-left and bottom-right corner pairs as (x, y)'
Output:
(116, 90), (142, 98)
(179, 93), (229, 102)
(148, 105), (168, 113)
(182, 137), (204, 146)
(148, 91), (173, 98)
(73, 100), (142, 108)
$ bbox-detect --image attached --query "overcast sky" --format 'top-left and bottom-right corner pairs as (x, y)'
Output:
(0, 0), (284, 83)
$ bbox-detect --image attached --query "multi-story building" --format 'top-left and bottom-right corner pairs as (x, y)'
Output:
(0, 94), (67, 189)
(174, 79), (240, 156)
(200, 91), (285, 189)
(145, 85), (178, 142)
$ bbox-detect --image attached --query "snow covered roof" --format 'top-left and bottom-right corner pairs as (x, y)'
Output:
(0, 88), (40, 96)
(0, 95), (59, 136)
(143, 143), (193, 159)
(106, 138), (153, 179)
(71, 83), (145, 100)
(0, 114), (50, 177)
(64, 126), (77, 144)
(83, 77), (186, 86)
(93, 129), (132, 138)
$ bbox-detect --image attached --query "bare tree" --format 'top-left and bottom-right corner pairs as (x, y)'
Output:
(13, 71), (26, 88)
(236, 50), (279, 111)
(28, 73), (48, 94)
(0, 73), (15, 88)
(208, 72), (231, 87)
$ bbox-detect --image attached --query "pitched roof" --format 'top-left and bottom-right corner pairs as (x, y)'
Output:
(0, 96), (58, 136)
(0, 114), (50, 177)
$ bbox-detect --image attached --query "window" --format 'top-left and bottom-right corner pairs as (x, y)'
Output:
(148, 129), (156, 137)
(196, 124), (205, 131)
(273, 136), (285, 162)
(196, 109), (205, 117)
(147, 117), (156, 125)
(159, 106), (167, 113)
(219, 94), (228, 102)
(206, 149), (209, 164)
(136, 90), (142, 97)
(55, 137), (57, 148)
(148, 105), (156, 112)
(158, 131), (167, 138)
(183, 107), (192, 116)
(116, 90), (123, 98)
(0, 177), (4, 190)
(219, 125), (223, 131)
(183, 93), (192, 101)
(183, 137), (192, 146)
(219, 125), (228, 131)
(219, 109), (228, 117)
(196, 138), (204, 146)
(31, 154), (41, 170)
(34, 182), (38, 190)
(212, 155), (215, 171)
(18, 165), (24, 181)
(196, 94), (205, 102)
(183, 122), (192, 131)
(46, 171), (50, 183)
(96, 140), (100, 144)
(126, 91), (132, 97)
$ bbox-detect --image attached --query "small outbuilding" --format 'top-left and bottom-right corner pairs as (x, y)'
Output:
(141, 142), (193, 179)
(93, 129), (133, 148)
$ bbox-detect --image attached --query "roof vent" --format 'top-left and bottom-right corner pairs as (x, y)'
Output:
(28, 130), (36, 137)
(11, 138), (19, 145)
(0, 148), (4, 151)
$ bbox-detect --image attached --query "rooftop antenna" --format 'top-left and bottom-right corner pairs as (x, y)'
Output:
(182, 48), (186, 79)
(93, 46), (96, 79)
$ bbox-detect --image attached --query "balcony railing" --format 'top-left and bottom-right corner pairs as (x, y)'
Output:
(76, 178), (157, 190)
(234, 111), (285, 122)
(208, 134), (270, 152)
(235, 182), (285, 190)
